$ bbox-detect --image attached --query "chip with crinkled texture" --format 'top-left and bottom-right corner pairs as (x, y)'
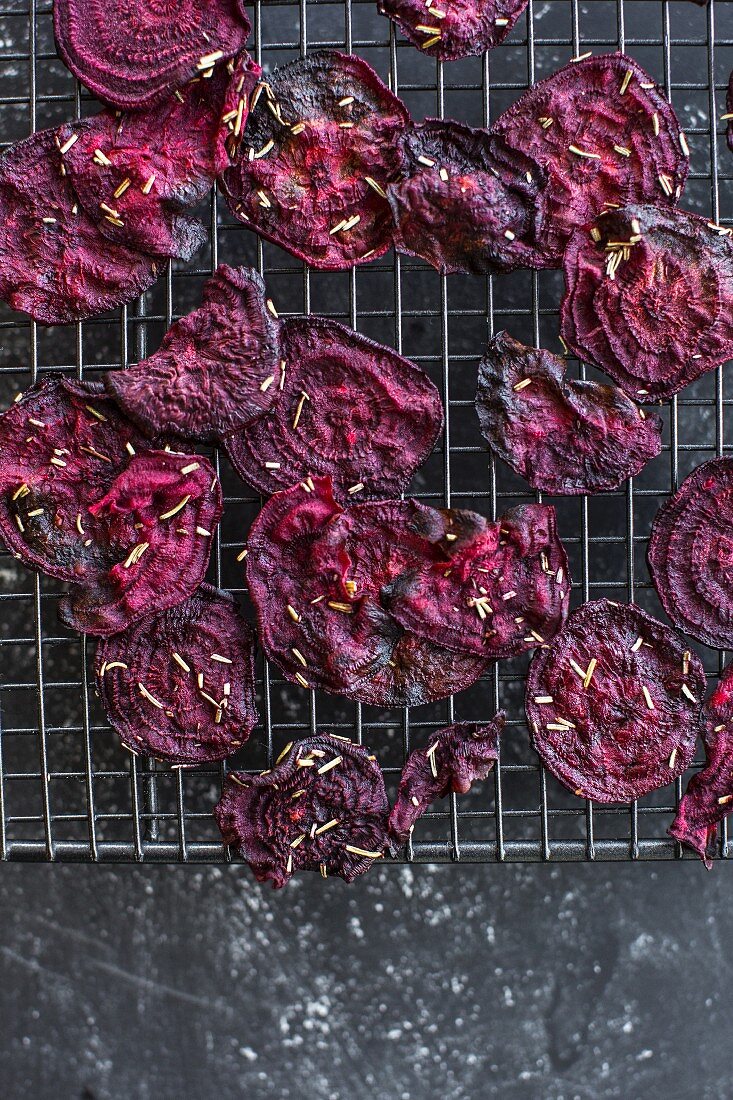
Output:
(377, 0), (528, 62)
(349, 632), (488, 708)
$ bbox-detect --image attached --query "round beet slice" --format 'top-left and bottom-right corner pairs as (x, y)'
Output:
(214, 733), (390, 887)
(475, 332), (663, 494)
(95, 584), (257, 765)
(526, 599), (704, 803)
(388, 715), (504, 846)
(223, 316), (442, 499)
(561, 205), (733, 402)
(0, 128), (158, 325)
(647, 458), (733, 649)
(349, 632), (488, 708)
(53, 0), (252, 110)
(377, 0), (528, 62)
(384, 503), (570, 659)
(387, 119), (545, 275)
(105, 266), (282, 443)
(221, 51), (410, 269)
(490, 53), (688, 265)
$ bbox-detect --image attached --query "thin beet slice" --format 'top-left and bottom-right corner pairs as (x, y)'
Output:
(475, 332), (663, 494)
(214, 733), (389, 887)
(350, 632), (488, 708)
(223, 316), (442, 498)
(0, 128), (158, 324)
(95, 584), (257, 764)
(384, 504), (570, 659)
(105, 266), (282, 443)
(377, 0), (528, 62)
(58, 450), (222, 636)
(387, 120), (545, 275)
(388, 715), (504, 846)
(561, 205), (733, 402)
(54, 0), (251, 110)
(526, 599), (704, 803)
(221, 51), (410, 269)
(647, 458), (733, 649)
(490, 54), (688, 265)
(669, 662), (733, 867)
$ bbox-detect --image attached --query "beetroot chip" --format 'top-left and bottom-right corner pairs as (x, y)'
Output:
(387, 120), (545, 275)
(223, 316), (442, 498)
(105, 265), (282, 443)
(53, 0), (251, 110)
(349, 633), (488, 708)
(221, 51), (410, 269)
(95, 584), (257, 764)
(490, 54), (688, 265)
(526, 599), (704, 803)
(377, 0), (528, 62)
(388, 715), (504, 846)
(0, 129), (158, 324)
(384, 504), (570, 659)
(214, 733), (389, 887)
(561, 205), (733, 402)
(647, 458), (733, 649)
(475, 332), (663, 494)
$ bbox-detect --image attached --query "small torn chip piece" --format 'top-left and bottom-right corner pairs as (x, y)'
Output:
(377, 0), (528, 62)
(388, 715), (505, 847)
(0, 128), (158, 324)
(490, 53), (688, 265)
(105, 266), (282, 443)
(95, 584), (257, 764)
(561, 204), (733, 402)
(214, 733), (390, 887)
(387, 119), (545, 275)
(384, 503), (570, 659)
(53, 0), (252, 110)
(526, 599), (705, 803)
(648, 458), (733, 649)
(475, 332), (662, 494)
(221, 51), (410, 269)
(669, 662), (733, 868)
(223, 316), (443, 498)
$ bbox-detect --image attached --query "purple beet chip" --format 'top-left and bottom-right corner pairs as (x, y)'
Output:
(526, 599), (704, 803)
(53, 0), (252, 110)
(378, 0), (528, 62)
(214, 733), (390, 887)
(223, 316), (442, 498)
(348, 633), (488, 709)
(96, 584), (257, 764)
(388, 715), (504, 846)
(475, 332), (663, 494)
(105, 266), (282, 443)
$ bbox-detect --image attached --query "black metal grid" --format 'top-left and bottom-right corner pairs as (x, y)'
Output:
(0, 0), (732, 865)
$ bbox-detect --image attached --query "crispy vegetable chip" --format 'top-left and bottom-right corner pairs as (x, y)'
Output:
(349, 632), (488, 708)
(96, 584), (257, 764)
(526, 599), (704, 803)
(214, 733), (389, 887)
(377, 0), (528, 62)
(475, 332), (662, 494)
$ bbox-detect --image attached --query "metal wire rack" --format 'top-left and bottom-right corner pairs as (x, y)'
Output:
(0, 0), (731, 866)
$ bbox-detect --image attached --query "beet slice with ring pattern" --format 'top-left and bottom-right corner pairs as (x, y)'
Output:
(377, 0), (529, 63)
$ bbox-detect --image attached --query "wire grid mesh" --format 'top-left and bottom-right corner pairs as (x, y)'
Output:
(0, 0), (731, 865)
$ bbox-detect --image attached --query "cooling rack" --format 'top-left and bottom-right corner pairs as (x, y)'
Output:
(0, 0), (731, 865)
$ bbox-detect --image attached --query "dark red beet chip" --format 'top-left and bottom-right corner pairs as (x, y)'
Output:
(561, 205), (733, 402)
(475, 332), (663, 494)
(384, 503), (570, 659)
(53, 0), (251, 110)
(387, 119), (545, 275)
(223, 316), (442, 498)
(221, 51), (410, 269)
(526, 599), (704, 803)
(349, 633), (488, 708)
(669, 662), (733, 867)
(105, 266), (282, 443)
(490, 54), (688, 265)
(95, 584), (257, 764)
(388, 715), (504, 846)
(0, 128), (158, 324)
(214, 733), (389, 887)
(377, 0), (527, 62)
(647, 458), (733, 649)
